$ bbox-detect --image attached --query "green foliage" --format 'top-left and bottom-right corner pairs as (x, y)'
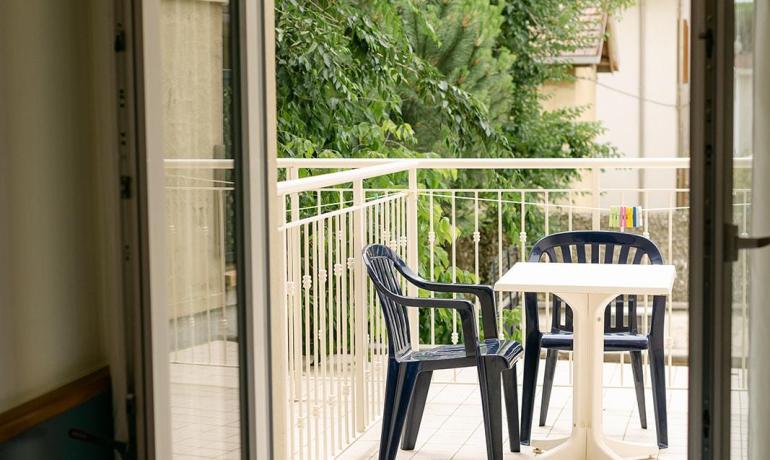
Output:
(399, 0), (514, 154)
(276, 0), (628, 345)
(275, 0), (502, 160)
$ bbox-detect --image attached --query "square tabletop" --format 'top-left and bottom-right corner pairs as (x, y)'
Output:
(494, 262), (676, 296)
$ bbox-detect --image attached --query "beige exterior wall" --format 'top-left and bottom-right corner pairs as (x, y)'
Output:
(541, 66), (598, 121)
(541, 66), (599, 209)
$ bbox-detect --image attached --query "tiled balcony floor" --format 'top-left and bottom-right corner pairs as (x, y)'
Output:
(337, 361), (747, 460)
(166, 343), (748, 460)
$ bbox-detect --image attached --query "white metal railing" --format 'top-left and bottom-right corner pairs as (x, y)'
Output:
(273, 157), (752, 459)
(276, 163), (417, 459)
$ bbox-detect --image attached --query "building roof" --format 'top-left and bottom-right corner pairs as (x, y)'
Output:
(543, 8), (619, 73)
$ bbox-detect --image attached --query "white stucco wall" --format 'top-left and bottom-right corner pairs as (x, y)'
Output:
(596, 0), (687, 208)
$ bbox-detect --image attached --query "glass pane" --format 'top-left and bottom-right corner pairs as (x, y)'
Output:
(731, 1), (754, 458)
(160, 1), (242, 458)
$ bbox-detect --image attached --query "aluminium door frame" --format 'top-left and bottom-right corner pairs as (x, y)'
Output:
(688, 0), (736, 459)
(114, 0), (167, 457)
(115, 0), (276, 458)
(240, 0), (278, 458)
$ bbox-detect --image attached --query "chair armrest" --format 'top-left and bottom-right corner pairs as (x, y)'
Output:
(394, 262), (499, 339)
(375, 287), (479, 356)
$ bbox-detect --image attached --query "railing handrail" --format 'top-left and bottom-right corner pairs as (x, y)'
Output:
(161, 156), (753, 171)
(276, 160), (415, 196)
(276, 156), (753, 170)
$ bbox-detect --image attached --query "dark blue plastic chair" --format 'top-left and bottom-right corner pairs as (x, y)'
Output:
(519, 231), (668, 448)
(363, 244), (523, 460)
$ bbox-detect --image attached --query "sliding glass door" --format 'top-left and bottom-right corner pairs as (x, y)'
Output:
(691, 0), (769, 458)
(119, 0), (275, 458)
(159, 1), (245, 458)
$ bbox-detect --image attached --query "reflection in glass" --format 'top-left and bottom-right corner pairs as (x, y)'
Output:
(160, 1), (241, 458)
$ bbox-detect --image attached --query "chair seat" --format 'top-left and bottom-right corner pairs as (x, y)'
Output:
(402, 339), (523, 367)
(541, 331), (648, 351)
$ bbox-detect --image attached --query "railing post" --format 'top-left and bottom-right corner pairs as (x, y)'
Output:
(272, 196), (290, 459)
(352, 179), (367, 431)
(591, 167), (601, 230)
(407, 168), (420, 349)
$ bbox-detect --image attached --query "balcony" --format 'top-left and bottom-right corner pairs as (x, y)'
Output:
(165, 157), (750, 459)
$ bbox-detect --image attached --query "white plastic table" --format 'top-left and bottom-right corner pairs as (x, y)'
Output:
(495, 262), (676, 460)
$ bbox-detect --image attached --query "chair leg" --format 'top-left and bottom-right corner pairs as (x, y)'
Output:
(520, 335), (541, 445)
(378, 360), (399, 460)
(478, 360), (504, 460)
(539, 349), (558, 427)
(629, 351), (648, 429)
(379, 362), (419, 460)
(401, 370), (432, 450)
(649, 348), (669, 448)
(502, 365), (520, 453)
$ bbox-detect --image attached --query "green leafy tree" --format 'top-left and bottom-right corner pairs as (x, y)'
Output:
(275, 0), (502, 161)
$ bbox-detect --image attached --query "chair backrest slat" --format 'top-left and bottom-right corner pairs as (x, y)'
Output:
(576, 244), (587, 263)
(527, 231), (664, 335)
(604, 243), (615, 264)
(618, 245), (631, 265)
(363, 245), (412, 355)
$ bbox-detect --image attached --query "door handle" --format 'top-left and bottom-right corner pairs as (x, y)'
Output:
(726, 224), (770, 261)
(736, 236), (770, 250)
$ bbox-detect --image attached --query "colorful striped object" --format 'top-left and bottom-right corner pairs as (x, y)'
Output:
(609, 206), (643, 229)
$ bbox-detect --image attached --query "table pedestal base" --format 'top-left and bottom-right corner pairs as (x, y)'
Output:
(534, 428), (658, 460)
(529, 292), (661, 460)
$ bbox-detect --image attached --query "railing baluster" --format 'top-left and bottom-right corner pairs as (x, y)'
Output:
(320, 213), (329, 458)
(368, 193), (375, 424)
(352, 179), (367, 432)
(544, 191), (550, 235)
(591, 167), (601, 230)
(497, 191), (503, 339)
(474, 192), (481, 338)
(642, 190), (651, 385)
(344, 205), (353, 443)
(331, 209), (340, 454)
(451, 191), (458, 347)
(520, 191), (527, 340)
(664, 192), (676, 382)
(312, 211), (320, 460)
(302, 221), (311, 459)
(407, 169), (420, 349)
(285, 210), (295, 456)
(429, 191), (436, 346)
